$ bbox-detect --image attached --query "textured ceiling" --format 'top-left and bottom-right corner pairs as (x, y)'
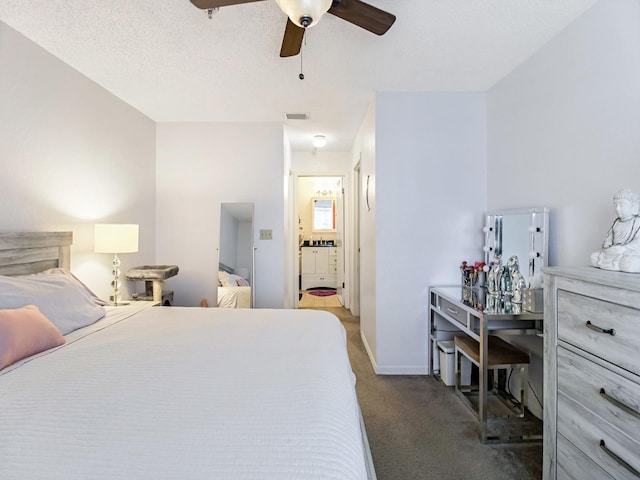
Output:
(0, 0), (598, 151)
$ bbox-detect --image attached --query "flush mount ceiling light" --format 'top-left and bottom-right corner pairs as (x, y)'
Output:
(313, 135), (327, 148)
(275, 0), (332, 28)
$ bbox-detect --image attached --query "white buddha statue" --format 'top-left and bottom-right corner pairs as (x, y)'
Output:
(590, 188), (640, 272)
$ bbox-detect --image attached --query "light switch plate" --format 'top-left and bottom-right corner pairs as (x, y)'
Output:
(260, 229), (273, 240)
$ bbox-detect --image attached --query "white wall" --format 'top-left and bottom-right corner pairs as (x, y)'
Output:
(155, 122), (286, 308)
(370, 92), (487, 373)
(487, 0), (640, 266)
(291, 151), (352, 173)
(0, 21), (156, 300)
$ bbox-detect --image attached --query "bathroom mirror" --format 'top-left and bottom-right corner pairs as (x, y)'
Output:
(312, 197), (336, 232)
(218, 202), (254, 308)
(484, 207), (549, 288)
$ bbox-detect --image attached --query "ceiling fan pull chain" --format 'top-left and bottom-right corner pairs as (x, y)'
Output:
(299, 49), (304, 80)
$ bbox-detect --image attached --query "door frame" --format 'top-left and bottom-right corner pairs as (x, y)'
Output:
(352, 161), (361, 316)
(291, 173), (350, 309)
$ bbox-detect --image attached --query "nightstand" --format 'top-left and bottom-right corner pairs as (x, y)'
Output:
(130, 300), (161, 308)
(114, 300), (160, 308)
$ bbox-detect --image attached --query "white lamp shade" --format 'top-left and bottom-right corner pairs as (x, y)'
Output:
(275, 0), (332, 28)
(95, 224), (139, 253)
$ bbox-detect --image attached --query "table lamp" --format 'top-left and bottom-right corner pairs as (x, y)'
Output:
(95, 224), (139, 305)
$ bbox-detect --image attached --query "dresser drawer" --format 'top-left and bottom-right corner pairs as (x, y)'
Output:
(557, 289), (640, 376)
(557, 347), (640, 440)
(558, 391), (640, 479)
(301, 274), (336, 290)
(557, 434), (615, 480)
(439, 297), (468, 326)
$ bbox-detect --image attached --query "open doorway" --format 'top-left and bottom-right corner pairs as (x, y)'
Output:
(296, 175), (346, 308)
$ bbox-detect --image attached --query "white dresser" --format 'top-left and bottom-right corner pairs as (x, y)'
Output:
(301, 246), (337, 290)
(543, 267), (640, 480)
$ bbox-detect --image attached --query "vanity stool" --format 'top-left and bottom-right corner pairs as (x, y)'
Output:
(454, 334), (533, 444)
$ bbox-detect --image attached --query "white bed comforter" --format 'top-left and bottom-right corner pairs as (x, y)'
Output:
(217, 286), (252, 308)
(0, 306), (367, 479)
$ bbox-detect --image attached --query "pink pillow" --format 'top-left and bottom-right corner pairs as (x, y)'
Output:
(0, 305), (65, 370)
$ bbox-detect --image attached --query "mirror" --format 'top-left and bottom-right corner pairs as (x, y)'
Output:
(312, 197), (336, 232)
(218, 202), (254, 308)
(484, 207), (549, 288)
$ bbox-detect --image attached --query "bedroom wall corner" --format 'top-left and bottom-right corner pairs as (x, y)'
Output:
(0, 20), (157, 301)
(487, 0), (640, 268)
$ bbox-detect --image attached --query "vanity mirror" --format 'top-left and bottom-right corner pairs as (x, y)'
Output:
(483, 207), (549, 289)
(312, 197), (336, 232)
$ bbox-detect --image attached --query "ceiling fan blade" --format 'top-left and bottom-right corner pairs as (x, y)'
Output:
(328, 0), (395, 35)
(280, 19), (305, 57)
(189, 0), (265, 9)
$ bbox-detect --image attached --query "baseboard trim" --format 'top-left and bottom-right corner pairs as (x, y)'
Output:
(359, 330), (429, 375)
(374, 365), (429, 375)
(360, 330), (378, 372)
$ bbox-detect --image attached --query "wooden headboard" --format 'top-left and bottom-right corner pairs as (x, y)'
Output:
(0, 232), (73, 276)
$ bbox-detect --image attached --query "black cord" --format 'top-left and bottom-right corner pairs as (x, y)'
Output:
(505, 368), (543, 411)
(506, 368), (514, 399)
(529, 381), (543, 409)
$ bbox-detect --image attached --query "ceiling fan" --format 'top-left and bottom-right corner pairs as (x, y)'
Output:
(189, 0), (396, 57)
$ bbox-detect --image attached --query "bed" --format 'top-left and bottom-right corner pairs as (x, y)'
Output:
(0, 232), (375, 479)
(217, 263), (252, 308)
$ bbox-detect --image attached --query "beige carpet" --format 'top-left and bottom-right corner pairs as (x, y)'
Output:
(301, 305), (542, 480)
(298, 290), (342, 308)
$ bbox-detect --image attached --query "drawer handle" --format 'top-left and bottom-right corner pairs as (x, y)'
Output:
(600, 388), (640, 420)
(446, 307), (459, 315)
(599, 439), (640, 478)
(586, 321), (616, 336)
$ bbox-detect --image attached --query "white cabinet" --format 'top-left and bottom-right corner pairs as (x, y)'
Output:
(301, 247), (337, 290)
(543, 267), (640, 480)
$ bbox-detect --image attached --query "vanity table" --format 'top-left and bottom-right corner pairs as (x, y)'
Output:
(429, 286), (543, 442)
(428, 206), (550, 442)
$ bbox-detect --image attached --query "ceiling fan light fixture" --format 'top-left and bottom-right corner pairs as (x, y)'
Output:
(313, 135), (327, 148)
(275, 0), (332, 29)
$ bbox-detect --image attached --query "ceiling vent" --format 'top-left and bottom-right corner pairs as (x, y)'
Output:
(285, 113), (310, 120)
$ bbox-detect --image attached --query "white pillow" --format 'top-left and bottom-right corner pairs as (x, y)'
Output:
(227, 274), (246, 286)
(28, 268), (109, 306)
(0, 272), (106, 335)
(218, 270), (230, 286)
